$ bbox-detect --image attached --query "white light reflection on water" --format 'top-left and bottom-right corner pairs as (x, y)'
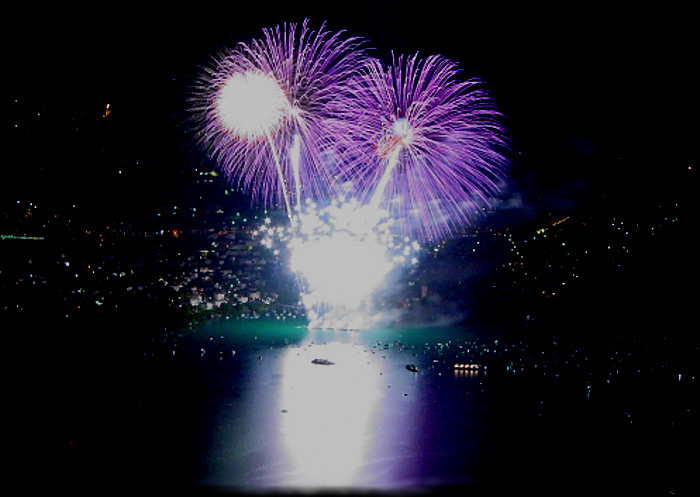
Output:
(198, 324), (475, 491)
(278, 341), (383, 489)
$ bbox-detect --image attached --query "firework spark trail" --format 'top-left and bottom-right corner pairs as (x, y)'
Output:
(266, 132), (294, 220)
(188, 19), (369, 216)
(291, 134), (302, 212)
(328, 53), (510, 242)
(368, 147), (400, 211)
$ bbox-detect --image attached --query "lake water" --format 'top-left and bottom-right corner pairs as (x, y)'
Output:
(36, 318), (696, 495)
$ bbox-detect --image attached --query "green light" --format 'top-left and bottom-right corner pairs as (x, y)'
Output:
(0, 234), (45, 240)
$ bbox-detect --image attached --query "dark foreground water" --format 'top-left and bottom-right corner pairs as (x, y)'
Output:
(21, 319), (699, 495)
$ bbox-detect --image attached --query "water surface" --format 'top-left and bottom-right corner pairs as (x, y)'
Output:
(41, 319), (695, 494)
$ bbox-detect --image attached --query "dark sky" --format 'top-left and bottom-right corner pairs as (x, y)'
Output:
(7, 3), (696, 115)
(4, 2), (697, 211)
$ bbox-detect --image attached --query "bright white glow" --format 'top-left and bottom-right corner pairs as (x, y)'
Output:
(391, 117), (412, 138)
(289, 201), (411, 329)
(290, 230), (392, 308)
(279, 342), (381, 488)
(217, 71), (289, 139)
(259, 200), (419, 330)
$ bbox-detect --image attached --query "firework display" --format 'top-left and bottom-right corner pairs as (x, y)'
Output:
(189, 19), (509, 328)
(189, 19), (367, 217)
(328, 53), (509, 242)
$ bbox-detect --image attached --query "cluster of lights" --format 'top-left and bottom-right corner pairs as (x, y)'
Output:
(452, 363), (486, 370)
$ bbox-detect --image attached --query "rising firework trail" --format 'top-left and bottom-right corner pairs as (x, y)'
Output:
(328, 54), (510, 242)
(188, 19), (369, 218)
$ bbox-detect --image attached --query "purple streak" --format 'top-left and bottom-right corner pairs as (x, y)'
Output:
(327, 53), (510, 241)
(188, 19), (369, 212)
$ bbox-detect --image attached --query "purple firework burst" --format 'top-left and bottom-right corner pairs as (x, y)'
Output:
(327, 53), (509, 242)
(188, 19), (368, 215)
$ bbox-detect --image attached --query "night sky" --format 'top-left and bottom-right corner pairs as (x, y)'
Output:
(4, 3), (697, 214)
(5, 7), (699, 492)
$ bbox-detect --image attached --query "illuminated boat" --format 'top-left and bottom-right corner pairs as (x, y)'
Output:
(452, 363), (487, 370)
(311, 358), (335, 365)
(405, 364), (418, 372)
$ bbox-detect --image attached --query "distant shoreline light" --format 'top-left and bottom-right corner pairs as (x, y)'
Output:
(0, 234), (45, 241)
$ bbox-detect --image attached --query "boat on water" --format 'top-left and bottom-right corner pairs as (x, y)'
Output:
(405, 364), (418, 372)
(452, 363), (486, 370)
(311, 358), (335, 366)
